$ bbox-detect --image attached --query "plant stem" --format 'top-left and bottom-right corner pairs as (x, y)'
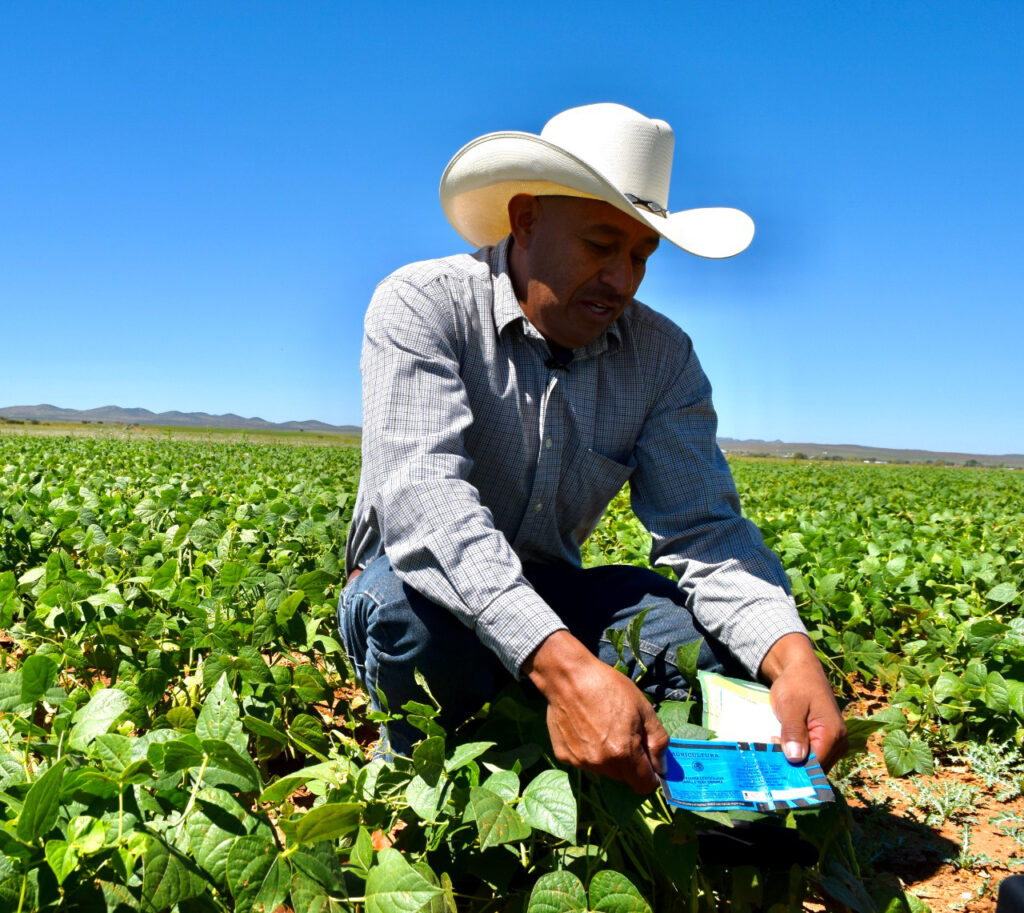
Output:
(174, 754), (209, 842)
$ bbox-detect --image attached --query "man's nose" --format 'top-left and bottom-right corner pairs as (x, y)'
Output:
(599, 254), (634, 296)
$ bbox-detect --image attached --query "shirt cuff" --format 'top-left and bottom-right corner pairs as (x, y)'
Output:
(473, 584), (568, 678)
(731, 599), (809, 678)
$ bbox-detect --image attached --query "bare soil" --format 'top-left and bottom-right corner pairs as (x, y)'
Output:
(837, 722), (1024, 913)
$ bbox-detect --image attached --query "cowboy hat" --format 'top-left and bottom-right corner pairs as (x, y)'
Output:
(439, 103), (754, 260)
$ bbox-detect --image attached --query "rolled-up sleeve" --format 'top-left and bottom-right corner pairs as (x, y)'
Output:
(357, 278), (566, 675)
(629, 334), (807, 677)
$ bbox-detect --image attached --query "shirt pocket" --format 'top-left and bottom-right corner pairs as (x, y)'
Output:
(559, 445), (636, 545)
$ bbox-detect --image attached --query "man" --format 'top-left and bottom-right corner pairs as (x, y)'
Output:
(340, 103), (846, 793)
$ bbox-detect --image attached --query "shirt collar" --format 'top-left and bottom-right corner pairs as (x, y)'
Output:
(488, 236), (624, 357)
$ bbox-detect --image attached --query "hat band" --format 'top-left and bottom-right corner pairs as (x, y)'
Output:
(625, 193), (668, 218)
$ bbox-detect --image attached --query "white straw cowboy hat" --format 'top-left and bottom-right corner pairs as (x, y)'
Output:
(440, 103), (755, 260)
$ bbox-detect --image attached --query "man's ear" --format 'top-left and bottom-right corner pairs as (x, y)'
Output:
(507, 194), (541, 250)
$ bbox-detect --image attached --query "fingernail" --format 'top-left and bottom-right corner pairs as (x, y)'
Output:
(784, 741), (805, 762)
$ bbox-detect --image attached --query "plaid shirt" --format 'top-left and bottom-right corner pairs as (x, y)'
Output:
(346, 238), (806, 678)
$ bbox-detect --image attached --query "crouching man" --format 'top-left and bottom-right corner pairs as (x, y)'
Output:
(339, 103), (846, 793)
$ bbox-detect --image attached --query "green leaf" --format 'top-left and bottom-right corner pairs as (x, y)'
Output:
(624, 608), (650, 677)
(69, 688), (130, 750)
(406, 774), (449, 823)
(668, 721), (714, 741)
(366, 848), (443, 913)
(932, 671), (963, 704)
(481, 769), (520, 803)
(17, 758), (66, 843)
(275, 589), (305, 625)
(818, 859), (877, 913)
(92, 733), (133, 772)
(291, 849), (346, 896)
(141, 836), (207, 913)
(60, 767), (118, 799)
(258, 761), (342, 804)
(296, 568), (337, 594)
(657, 700), (695, 737)
(185, 794), (248, 884)
(470, 786), (531, 849)
(201, 738), (262, 792)
(167, 706), (197, 731)
(292, 664), (330, 702)
(520, 769), (577, 844)
(243, 714), (287, 746)
(676, 639), (703, 686)
(844, 717), (887, 754)
(589, 870), (653, 913)
(446, 740), (496, 772)
(20, 654), (58, 704)
(68, 815), (105, 853)
(196, 674), (242, 744)
(985, 582), (1019, 604)
(219, 560), (246, 589)
(149, 558), (178, 598)
(651, 822), (698, 894)
(413, 736), (446, 786)
(226, 835), (286, 913)
(288, 713), (329, 758)
(45, 839), (78, 884)
(1008, 680), (1024, 717)
(984, 671), (1010, 713)
(527, 870), (588, 913)
(282, 802), (361, 846)
(349, 827), (374, 876)
(881, 730), (933, 777)
(152, 735), (205, 772)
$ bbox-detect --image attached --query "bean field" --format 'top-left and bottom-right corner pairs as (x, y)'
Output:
(0, 434), (1021, 912)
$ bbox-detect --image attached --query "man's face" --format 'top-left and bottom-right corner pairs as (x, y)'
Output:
(508, 195), (661, 350)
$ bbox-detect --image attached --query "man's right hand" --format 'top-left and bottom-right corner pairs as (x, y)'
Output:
(522, 630), (668, 794)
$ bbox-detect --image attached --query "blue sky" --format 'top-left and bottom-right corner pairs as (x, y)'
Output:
(2, 1), (1021, 454)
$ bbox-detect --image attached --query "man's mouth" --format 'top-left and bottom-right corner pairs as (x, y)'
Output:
(581, 301), (614, 317)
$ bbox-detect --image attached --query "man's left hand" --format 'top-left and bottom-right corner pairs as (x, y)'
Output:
(760, 632), (847, 772)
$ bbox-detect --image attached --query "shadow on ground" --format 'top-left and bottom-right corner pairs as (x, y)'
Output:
(851, 801), (961, 883)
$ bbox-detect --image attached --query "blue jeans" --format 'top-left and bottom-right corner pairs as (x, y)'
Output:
(338, 554), (736, 755)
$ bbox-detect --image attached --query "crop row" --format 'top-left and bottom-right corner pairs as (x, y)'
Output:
(0, 436), (1020, 910)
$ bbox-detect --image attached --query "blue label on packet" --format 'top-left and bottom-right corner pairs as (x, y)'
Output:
(660, 739), (834, 813)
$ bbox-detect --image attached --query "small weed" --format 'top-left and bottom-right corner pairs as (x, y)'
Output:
(890, 777), (980, 827)
(991, 812), (1024, 852)
(959, 740), (1024, 796)
(951, 824), (997, 871)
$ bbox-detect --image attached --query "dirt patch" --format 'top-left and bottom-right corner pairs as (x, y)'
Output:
(838, 732), (1024, 911)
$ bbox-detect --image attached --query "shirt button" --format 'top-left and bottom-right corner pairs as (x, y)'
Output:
(545, 438), (553, 449)
(534, 502), (544, 513)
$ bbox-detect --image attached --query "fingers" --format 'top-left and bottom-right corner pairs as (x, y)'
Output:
(546, 685), (666, 793)
(811, 711), (849, 773)
(779, 714), (810, 764)
(527, 631), (668, 794)
(767, 647), (848, 772)
(622, 705), (667, 793)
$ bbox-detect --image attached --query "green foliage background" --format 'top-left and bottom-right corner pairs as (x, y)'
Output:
(0, 436), (1021, 911)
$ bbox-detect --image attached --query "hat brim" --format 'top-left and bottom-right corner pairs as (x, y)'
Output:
(440, 131), (754, 259)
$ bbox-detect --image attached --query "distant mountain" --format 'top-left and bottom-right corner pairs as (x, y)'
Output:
(717, 437), (1024, 469)
(0, 404), (360, 435)
(2, 405), (1019, 467)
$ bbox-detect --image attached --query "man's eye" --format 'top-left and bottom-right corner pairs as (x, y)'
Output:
(586, 240), (611, 253)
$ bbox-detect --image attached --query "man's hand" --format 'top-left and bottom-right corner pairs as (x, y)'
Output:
(760, 632), (847, 771)
(522, 631), (668, 794)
